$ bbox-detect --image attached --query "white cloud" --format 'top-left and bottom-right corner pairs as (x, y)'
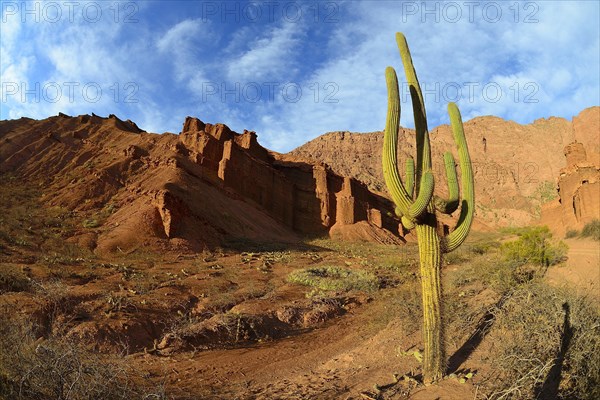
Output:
(1, 0), (598, 154)
(1, 2), (158, 123)
(157, 18), (204, 53)
(226, 22), (303, 82)
(156, 18), (212, 86)
(248, 1), (599, 152)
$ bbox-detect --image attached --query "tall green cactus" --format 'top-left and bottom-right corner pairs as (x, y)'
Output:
(382, 32), (475, 383)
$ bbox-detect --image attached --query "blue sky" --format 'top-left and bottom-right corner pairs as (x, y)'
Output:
(1, 0), (599, 152)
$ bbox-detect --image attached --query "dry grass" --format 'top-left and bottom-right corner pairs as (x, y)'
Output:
(0, 265), (32, 293)
(482, 283), (600, 400)
(0, 313), (170, 400)
(444, 230), (597, 400)
(580, 219), (600, 241)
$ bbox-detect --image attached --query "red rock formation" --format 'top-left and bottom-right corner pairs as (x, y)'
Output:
(564, 142), (587, 166)
(289, 112), (587, 229)
(180, 117), (399, 236)
(540, 108), (600, 236)
(0, 113), (401, 252)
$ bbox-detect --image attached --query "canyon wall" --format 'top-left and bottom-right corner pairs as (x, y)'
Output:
(179, 117), (400, 240)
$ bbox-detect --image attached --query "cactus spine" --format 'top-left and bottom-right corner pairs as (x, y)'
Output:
(382, 32), (475, 383)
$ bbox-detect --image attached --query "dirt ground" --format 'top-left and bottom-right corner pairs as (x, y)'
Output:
(3, 235), (600, 399)
(1, 231), (481, 399)
(129, 279), (476, 400)
(546, 238), (600, 300)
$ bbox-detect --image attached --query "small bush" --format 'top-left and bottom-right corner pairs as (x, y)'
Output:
(565, 229), (579, 239)
(501, 226), (568, 267)
(82, 219), (100, 228)
(287, 266), (379, 293)
(444, 249), (470, 265)
(467, 240), (501, 255)
(580, 220), (600, 241)
(0, 228), (12, 244)
(0, 266), (31, 293)
(451, 254), (521, 293)
(375, 255), (418, 273)
(394, 284), (422, 335)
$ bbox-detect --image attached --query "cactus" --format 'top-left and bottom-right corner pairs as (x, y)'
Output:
(382, 32), (475, 383)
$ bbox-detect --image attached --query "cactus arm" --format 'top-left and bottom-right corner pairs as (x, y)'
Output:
(433, 152), (460, 214)
(444, 103), (475, 253)
(405, 157), (415, 200)
(401, 215), (415, 230)
(401, 157), (416, 229)
(395, 32), (432, 179)
(383, 66), (416, 217)
(408, 170), (434, 218)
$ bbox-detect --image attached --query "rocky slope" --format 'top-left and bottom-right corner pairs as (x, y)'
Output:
(290, 107), (600, 229)
(0, 113), (401, 254)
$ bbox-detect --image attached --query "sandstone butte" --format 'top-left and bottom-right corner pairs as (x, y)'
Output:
(0, 106), (598, 253)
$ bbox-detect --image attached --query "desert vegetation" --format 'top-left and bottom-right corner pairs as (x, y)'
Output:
(565, 219), (600, 241)
(1, 172), (597, 399)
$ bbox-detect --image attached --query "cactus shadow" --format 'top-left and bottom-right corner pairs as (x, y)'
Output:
(447, 293), (511, 374)
(535, 302), (573, 400)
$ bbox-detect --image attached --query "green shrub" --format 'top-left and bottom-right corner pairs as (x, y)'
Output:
(580, 220), (600, 241)
(287, 266), (379, 293)
(82, 219), (100, 228)
(565, 229), (579, 239)
(535, 180), (558, 203)
(501, 226), (567, 267)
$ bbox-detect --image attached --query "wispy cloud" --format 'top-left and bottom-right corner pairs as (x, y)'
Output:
(226, 22), (304, 82)
(251, 0), (600, 151)
(157, 18), (213, 87)
(1, 1), (598, 152)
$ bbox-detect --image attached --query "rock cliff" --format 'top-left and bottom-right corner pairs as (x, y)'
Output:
(290, 107), (599, 229)
(0, 113), (402, 253)
(540, 107), (600, 236)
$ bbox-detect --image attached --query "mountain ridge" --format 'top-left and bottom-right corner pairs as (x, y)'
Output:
(289, 106), (600, 230)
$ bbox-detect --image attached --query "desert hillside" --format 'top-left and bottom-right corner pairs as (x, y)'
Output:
(0, 113), (402, 255)
(1, 108), (597, 255)
(290, 106), (600, 230)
